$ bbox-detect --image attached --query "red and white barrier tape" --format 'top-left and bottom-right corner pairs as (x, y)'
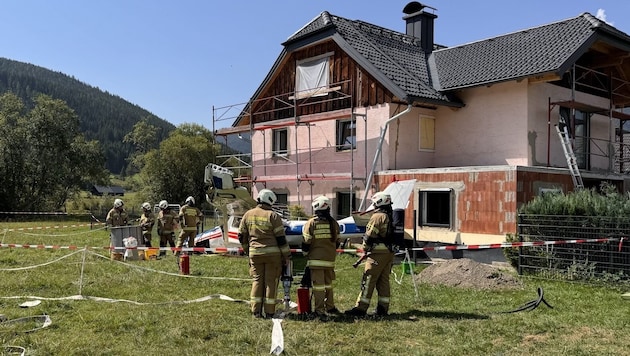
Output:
(3, 223), (105, 232)
(0, 237), (621, 253)
(404, 237), (620, 252)
(0, 211), (69, 215)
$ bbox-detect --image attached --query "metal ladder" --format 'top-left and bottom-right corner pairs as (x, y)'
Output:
(555, 125), (584, 189)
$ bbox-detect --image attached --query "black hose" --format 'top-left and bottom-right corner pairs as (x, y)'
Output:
(502, 287), (553, 313)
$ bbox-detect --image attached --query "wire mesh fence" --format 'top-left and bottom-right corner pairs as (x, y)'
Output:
(516, 214), (630, 282)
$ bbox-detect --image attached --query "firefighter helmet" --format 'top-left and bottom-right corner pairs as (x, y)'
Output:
(159, 200), (168, 209)
(312, 196), (330, 211)
(371, 192), (392, 207)
(185, 196), (195, 206)
(257, 189), (277, 205)
(113, 199), (124, 208)
(141, 202), (151, 211)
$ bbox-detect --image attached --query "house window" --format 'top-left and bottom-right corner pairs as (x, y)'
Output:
(274, 193), (288, 206)
(336, 119), (356, 151)
(419, 115), (435, 151)
(272, 128), (288, 156)
(295, 53), (332, 99)
(418, 189), (452, 228)
(559, 107), (590, 169)
(336, 192), (355, 218)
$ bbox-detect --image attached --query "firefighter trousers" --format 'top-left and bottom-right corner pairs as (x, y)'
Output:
(249, 253), (282, 317)
(310, 267), (336, 313)
(142, 232), (152, 247)
(353, 252), (394, 313)
(159, 233), (175, 256)
(176, 229), (196, 255)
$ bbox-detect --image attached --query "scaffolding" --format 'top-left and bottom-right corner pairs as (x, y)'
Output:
(212, 79), (370, 213)
(213, 60), (630, 211)
(547, 63), (630, 175)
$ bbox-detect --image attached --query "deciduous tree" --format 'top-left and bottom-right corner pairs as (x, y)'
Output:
(141, 123), (220, 207)
(0, 93), (108, 211)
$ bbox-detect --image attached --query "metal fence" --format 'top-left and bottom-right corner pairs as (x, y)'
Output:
(517, 214), (630, 281)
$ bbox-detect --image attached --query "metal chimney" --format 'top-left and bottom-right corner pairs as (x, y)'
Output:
(402, 2), (437, 53)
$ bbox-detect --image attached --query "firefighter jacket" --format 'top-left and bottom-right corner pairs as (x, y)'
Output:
(363, 210), (393, 254)
(179, 204), (202, 232)
(106, 208), (128, 227)
(302, 216), (340, 268)
(140, 211), (155, 235)
(157, 209), (178, 234)
(238, 204), (290, 258)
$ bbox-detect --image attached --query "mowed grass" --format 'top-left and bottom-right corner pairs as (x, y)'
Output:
(1, 220), (629, 355)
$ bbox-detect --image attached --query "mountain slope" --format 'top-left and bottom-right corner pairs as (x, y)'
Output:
(0, 57), (175, 174)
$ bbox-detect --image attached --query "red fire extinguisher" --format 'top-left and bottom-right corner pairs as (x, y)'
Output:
(297, 266), (311, 314)
(179, 253), (190, 275)
(297, 287), (311, 314)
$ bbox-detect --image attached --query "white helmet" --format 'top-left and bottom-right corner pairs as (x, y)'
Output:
(113, 199), (124, 208)
(312, 196), (330, 211)
(159, 200), (168, 209)
(371, 192), (392, 207)
(257, 189), (277, 205)
(142, 202), (151, 210)
(185, 196), (195, 206)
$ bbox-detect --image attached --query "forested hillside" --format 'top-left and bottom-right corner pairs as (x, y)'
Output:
(0, 57), (175, 174)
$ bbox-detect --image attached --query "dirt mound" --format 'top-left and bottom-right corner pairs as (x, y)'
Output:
(415, 258), (523, 290)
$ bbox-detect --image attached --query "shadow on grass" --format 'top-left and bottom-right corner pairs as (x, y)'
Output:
(285, 309), (488, 323)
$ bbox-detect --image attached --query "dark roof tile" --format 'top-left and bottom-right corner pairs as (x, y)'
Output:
(281, 11), (630, 106)
(433, 15), (596, 90)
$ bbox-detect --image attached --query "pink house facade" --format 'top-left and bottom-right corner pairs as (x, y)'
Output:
(214, 2), (630, 245)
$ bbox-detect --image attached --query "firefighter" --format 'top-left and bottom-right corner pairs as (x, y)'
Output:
(106, 198), (128, 259)
(157, 200), (178, 257)
(345, 191), (396, 317)
(139, 202), (155, 247)
(106, 198), (128, 227)
(176, 196), (203, 256)
(238, 189), (290, 319)
(302, 196), (341, 319)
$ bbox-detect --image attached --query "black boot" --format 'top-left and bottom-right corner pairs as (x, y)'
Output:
(344, 307), (366, 317)
(375, 305), (388, 316)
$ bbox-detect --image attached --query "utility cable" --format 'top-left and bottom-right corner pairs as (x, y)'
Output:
(502, 287), (553, 313)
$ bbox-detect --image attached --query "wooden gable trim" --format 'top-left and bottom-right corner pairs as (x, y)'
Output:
(247, 40), (394, 126)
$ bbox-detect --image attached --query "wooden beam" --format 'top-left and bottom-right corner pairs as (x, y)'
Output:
(528, 73), (562, 83)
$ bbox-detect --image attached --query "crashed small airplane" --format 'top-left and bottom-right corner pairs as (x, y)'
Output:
(197, 164), (368, 250)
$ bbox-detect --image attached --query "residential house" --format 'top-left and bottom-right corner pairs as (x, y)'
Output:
(214, 2), (630, 245)
(91, 185), (125, 197)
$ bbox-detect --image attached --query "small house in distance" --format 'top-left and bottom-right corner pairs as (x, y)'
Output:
(91, 185), (125, 197)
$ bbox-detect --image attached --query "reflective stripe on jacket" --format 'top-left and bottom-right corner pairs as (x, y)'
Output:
(303, 216), (340, 268)
(239, 204), (289, 258)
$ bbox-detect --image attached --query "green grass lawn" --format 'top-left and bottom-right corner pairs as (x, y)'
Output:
(1, 221), (629, 355)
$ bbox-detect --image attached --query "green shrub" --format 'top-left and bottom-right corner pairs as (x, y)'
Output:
(519, 182), (630, 217)
(288, 205), (309, 220)
(502, 233), (519, 269)
(517, 182), (630, 282)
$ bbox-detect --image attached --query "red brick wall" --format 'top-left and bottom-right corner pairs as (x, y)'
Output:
(374, 169), (572, 236)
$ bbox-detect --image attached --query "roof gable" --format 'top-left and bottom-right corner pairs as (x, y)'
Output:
(285, 12), (459, 106)
(248, 10), (630, 115)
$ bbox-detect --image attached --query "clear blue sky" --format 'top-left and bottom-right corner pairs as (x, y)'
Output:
(1, 1), (628, 130)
